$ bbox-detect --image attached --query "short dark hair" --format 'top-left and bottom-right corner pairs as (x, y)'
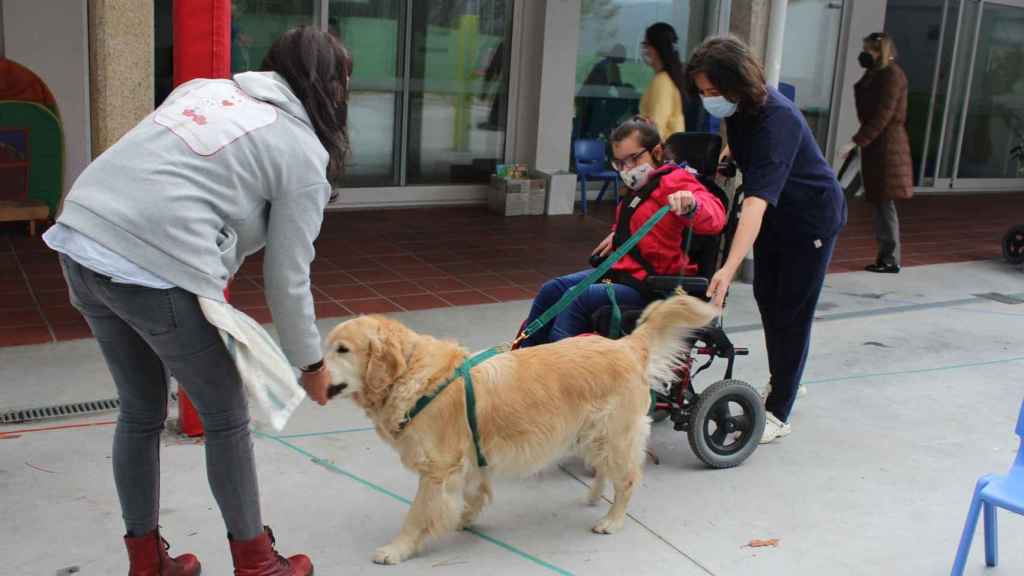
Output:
(610, 115), (661, 150)
(685, 36), (768, 113)
(262, 25), (352, 185)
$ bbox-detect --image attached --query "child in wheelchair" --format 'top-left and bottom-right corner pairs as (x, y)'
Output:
(518, 117), (727, 348)
(515, 121), (768, 468)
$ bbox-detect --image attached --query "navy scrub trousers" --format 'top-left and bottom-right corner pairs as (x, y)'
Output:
(754, 231), (836, 423)
(725, 87), (847, 425)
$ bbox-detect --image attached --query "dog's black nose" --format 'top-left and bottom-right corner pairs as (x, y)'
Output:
(327, 383), (348, 399)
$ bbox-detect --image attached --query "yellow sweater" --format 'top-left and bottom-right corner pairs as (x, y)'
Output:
(640, 71), (685, 140)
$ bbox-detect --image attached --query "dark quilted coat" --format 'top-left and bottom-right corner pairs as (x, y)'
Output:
(853, 63), (914, 202)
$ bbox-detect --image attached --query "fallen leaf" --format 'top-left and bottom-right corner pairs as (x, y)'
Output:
(745, 538), (779, 548)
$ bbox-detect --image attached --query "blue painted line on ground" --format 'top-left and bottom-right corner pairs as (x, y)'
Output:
(271, 426), (375, 439)
(727, 290), (1024, 334)
(255, 431), (575, 576)
(803, 355), (1024, 385)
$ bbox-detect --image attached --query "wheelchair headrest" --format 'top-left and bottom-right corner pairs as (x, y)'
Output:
(664, 132), (723, 177)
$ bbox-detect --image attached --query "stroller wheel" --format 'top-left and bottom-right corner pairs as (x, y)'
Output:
(1003, 225), (1024, 265)
(687, 379), (765, 469)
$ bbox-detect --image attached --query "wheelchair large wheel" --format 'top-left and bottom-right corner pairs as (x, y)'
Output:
(1003, 225), (1024, 265)
(687, 379), (765, 469)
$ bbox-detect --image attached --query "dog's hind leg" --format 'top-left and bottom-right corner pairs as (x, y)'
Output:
(459, 467), (493, 530)
(374, 471), (464, 565)
(592, 414), (649, 535)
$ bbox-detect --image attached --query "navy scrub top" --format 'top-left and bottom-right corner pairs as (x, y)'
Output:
(726, 88), (847, 242)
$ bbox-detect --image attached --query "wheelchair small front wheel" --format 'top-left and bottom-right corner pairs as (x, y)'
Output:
(687, 379), (765, 469)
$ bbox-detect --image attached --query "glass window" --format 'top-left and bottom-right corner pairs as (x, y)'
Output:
(884, 0), (960, 182)
(954, 2), (1024, 179)
(575, 0), (718, 141)
(231, 0), (315, 73)
(330, 0), (402, 186)
(405, 1), (511, 185)
(155, 0), (512, 188)
(779, 0), (844, 151)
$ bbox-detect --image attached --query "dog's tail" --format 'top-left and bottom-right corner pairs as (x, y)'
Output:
(625, 294), (719, 389)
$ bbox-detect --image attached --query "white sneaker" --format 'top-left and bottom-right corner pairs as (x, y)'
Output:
(760, 413), (791, 444)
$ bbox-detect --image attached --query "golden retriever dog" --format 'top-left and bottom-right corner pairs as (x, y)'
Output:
(323, 294), (717, 565)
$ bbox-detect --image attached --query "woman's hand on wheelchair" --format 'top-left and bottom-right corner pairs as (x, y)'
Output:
(707, 264), (737, 308)
(593, 233), (613, 258)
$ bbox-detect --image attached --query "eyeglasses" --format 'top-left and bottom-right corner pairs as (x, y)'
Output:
(612, 148), (651, 170)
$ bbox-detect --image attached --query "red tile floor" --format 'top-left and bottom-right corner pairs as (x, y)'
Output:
(1, 192), (1021, 348)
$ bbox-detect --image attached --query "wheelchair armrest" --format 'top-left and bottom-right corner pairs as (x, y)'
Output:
(644, 276), (709, 298)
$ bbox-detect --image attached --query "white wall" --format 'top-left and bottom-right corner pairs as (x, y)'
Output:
(533, 0), (580, 172)
(830, 0), (886, 162)
(3, 0), (91, 197)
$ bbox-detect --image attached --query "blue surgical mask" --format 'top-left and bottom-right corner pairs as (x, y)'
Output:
(701, 95), (738, 119)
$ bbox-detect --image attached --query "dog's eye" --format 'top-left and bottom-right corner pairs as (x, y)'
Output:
(336, 344), (349, 354)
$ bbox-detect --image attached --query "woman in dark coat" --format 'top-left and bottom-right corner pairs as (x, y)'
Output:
(841, 32), (913, 273)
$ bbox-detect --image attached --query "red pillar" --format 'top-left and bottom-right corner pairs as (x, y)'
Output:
(173, 0), (232, 438)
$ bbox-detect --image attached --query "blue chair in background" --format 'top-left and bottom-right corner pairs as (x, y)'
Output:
(951, 398), (1024, 575)
(573, 139), (619, 215)
(779, 81), (797, 102)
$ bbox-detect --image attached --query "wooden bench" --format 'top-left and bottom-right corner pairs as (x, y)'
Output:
(0, 200), (50, 236)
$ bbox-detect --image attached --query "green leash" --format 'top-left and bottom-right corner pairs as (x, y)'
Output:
(604, 282), (622, 339)
(398, 205), (673, 468)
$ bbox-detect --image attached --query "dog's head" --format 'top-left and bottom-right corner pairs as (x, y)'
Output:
(323, 315), (409, 409)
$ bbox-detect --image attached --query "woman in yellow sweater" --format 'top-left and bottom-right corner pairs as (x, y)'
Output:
(640, 22), (687, 140)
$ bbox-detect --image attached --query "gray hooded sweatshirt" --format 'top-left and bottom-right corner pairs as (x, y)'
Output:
(55, 72), (331, 368)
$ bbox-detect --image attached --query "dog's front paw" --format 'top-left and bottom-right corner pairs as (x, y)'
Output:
(373, 544), (411, 565)
(592, 516), (624, 535)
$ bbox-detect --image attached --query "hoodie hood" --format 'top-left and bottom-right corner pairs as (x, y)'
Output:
(234, 71), (311, 127)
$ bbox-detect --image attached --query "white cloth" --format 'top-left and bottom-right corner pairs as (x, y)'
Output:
(199, 297), (307, 432)
(43, 224), (175, 289)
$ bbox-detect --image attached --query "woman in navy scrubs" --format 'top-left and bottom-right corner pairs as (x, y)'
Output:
(686, 37), (847, 443)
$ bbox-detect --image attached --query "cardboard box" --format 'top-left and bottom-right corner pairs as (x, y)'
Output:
(488, 174), (546, 216)
(488, 176), (529, 216)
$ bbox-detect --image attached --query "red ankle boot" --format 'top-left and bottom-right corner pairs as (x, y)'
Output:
(124, 529), (201, 576)
(229, 526), (313, 576)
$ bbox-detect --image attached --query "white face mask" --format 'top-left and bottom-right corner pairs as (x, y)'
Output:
(701, 95), (738, 119)
(619, 163), (654, 190)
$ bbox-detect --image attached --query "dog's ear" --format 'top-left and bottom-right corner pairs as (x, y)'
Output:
(363, 321), (408, 402)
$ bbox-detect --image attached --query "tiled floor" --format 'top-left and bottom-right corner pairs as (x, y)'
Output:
(1, 191), (1021, 347)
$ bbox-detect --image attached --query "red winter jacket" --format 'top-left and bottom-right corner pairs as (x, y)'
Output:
(611, 165), (727, 280)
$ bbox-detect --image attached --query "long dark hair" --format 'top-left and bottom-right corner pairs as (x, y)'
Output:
(261, 26), (352, 185)
(685, 36), (768, 113)
(644, 22), (687, 105)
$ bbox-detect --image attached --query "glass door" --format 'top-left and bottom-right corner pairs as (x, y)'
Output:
(948, 0), (1024, 189)
(884, 0), (961, 185)
(329, 0), (404, 186)
(887, 0), (1024, 190)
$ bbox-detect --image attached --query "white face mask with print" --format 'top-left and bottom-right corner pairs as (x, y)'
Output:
(619, 163), (655, 190)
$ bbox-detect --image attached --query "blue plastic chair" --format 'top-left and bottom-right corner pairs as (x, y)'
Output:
(573, 139), (619, 215)
(951, 398), (1024, 575)
(779, 81), (797, 103)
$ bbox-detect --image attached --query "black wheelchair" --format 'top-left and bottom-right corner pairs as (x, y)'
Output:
(590, 132), (765, 469)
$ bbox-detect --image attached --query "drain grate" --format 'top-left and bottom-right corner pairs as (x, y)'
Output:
(0, 398), (120, 425)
